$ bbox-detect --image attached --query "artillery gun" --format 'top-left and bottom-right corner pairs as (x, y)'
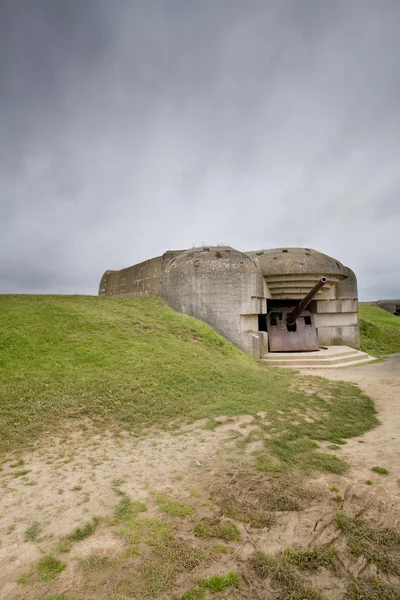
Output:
(266, 277), (328, 352)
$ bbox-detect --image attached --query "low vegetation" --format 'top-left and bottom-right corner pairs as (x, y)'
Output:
(372, 466), (389, 475)
(156, 493), (195, 517)
(24, 522), (41, 542)
(359, 305), (400, 356)
(67, 517), (99, 542)
(180, 571), (240, 599)
(253, 550), (326, 599)
(36, 554), (66, 582)
(345, 577), (400, 600)
(0, 296), (378, 462)
(3, 296), (399, 599)
(335, 511), (400, 575)
(194, 517), (241, 541)
(114, 495), (147, 521)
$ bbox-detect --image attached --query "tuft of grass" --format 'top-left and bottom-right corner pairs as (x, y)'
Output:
(36, 554), (66, 581)
(181, 571), (239, 599)
(17, 566), (34, 584)
(25, 522), (41, 541)
(194, 518), (241, 541)
(335, 511), (400, 575)
(10, 459), (24, 468)
(156, 494), (195, 518)
(359, 305), (400, 356)
(372, 466), (389, 475)
(81, 554), (111, 573)
(67, 518), (99, 541)
(212, 544), (228, 554)
(0, 295), (378, 458)
(260, 437), (348, 475)
(118, 515), (202, 595)
(216, 471), (316, 527)
(11, 469), (31, 478)
(140, 531), (203, 596)
(345, 577), (400, 600)
(366, 480), (373, 485)
(114, 495), (147, 521)
(282, 546), (339, 572)
(57, 539), (72, 553)
(71, 485), (82, 491)
(252, 551), (324, 599)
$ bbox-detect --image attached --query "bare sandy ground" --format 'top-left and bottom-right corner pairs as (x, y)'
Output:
(0, 356), (399, 599)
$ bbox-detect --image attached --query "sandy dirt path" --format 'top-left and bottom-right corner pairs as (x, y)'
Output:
(302, 354), (400, 532)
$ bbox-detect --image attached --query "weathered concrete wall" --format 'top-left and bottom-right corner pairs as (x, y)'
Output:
(99, 245), (360, 353)
(161, 247), (265, 354)
(98, 257), (162, 297)
(313, 268), (359, 349)
(375, 299), (400, 315)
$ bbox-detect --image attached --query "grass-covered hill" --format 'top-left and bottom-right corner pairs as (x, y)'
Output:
(359, 305), (400, 356)
(0, 296), (377, 459)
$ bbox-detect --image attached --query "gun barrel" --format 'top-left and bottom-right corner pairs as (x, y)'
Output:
(285, 277), (328, 325)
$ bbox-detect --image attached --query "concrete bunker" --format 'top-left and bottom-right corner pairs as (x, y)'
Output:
(99, 246), (360, 358)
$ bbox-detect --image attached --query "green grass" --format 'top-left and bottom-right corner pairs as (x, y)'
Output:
(345, 577), (400, 600)
(194, 518), (241, 541)
(114, 496), (147, 521)
(252, 551), (325, 599)
(118, 516), (203, 596)
(36, 554), (66, 581)
(181, 571), (240, 599)
(67, 517), (99, 541)
(156, 494), (195, 517)
(335, 511), (400, 575)
(212, 544), (228, 554)
(359, 305), (400, 356)
(0, 296), (378, 461)
(371, 466), (389, 475)
(281, 546), (339, 571)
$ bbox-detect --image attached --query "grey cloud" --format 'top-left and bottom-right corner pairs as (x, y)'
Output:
(0, 0), (399, 301)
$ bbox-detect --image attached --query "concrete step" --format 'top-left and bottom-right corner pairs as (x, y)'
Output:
(261, 346), (376, 369)
(265, 347), (357, 361)
(292, 356), (376, 369)
(263, 353), (367, 367)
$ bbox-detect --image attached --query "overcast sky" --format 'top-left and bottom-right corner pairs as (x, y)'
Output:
(1, 0), (399, 300)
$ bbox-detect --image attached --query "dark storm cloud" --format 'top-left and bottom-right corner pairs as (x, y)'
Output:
(1, 0), (399, 300)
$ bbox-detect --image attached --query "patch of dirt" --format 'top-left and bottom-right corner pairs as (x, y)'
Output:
(0, 357), (399, 599)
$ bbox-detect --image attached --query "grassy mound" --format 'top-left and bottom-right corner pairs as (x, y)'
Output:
(0, 295), (377, 455)
(359, 305), (400, 356)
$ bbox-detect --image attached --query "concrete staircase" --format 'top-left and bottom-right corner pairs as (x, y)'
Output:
(262, 345), (376, 369)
